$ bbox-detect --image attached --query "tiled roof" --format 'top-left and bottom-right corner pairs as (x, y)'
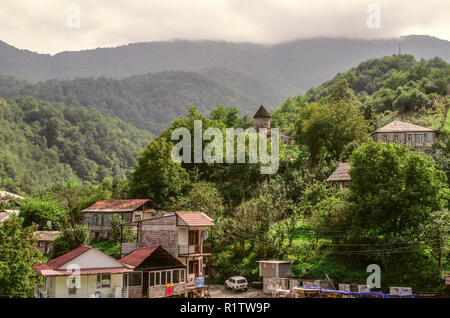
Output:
(176, 211), (214, 227)
(119, 245), (159, 267)
(371, 120), (434, 134)
(82, 199), (152, 213)
(327, 163), (352, 182)
(253, 105), (271, 118)
(33, 231), (61, 242)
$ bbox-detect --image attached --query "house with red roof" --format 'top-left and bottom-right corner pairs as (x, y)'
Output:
(33, 246), (132, 298)
(119, 245), (187, 298)
(121, 211), (214, 297)
(81, 199), (156, 240)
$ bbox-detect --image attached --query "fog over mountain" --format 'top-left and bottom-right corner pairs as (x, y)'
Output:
(1, 35), (449, 92)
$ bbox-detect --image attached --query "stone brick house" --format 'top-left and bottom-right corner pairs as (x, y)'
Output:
(370, 120), (437, 154)
(33, 231), (61, 254)
(82, 199), (156, 240)
(121, 211), (214, 297)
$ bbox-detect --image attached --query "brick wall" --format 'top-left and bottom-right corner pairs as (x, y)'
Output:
(121, 242), (139, 257)
(139, 215), (178, 257)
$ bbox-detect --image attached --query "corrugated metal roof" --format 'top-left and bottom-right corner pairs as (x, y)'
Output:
(371, 120), (434, 134)
(33, 245), (132, 276)
(81, 199), (152, 213)
(327, 163), (352, 182)
(119, 245), (159, 267)
(176, 211), (214, 227)
(38, 245), (93, 270)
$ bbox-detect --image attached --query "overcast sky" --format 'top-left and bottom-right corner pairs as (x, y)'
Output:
(0, 0), (448, 55)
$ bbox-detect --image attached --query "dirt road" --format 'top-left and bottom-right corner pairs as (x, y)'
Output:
(208, 284), (268, 298)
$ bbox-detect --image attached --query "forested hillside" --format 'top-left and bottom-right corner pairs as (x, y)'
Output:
(0, 69), (296, 133)
(1, 35), (449, 90)
(0, 97), (152, 194)
(272, 54), (450, 136)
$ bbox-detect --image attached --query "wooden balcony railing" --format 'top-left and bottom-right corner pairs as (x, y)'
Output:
(178, 243), (211, 257)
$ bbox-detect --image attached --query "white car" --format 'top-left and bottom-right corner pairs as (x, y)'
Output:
(224, 276), (248, 293)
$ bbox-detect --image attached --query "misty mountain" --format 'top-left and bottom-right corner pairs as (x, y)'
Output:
(0, 68), (296, 133)
(1, 35), (449, 92)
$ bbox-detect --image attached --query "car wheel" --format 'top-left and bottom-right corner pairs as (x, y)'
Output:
(233, 288), (238, 293)
(243, 288), (248, 292)
(224, 284), (229, 290)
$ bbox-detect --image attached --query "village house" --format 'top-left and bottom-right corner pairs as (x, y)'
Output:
(253, 105), (293, 144)
(121, 211), (214, 297)
(119, 245), (187, 298)
(327, 120), (439, 186)
(33, 231), (61, 254)
(370, 120), (438, 154)
(82, 199), (156, 240)
(326, 162), (352, 189)
(33, 245), (132, 298)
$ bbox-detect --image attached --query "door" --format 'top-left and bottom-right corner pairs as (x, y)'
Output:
(189, 230), (200, 253)
(143, 272), (149, 297)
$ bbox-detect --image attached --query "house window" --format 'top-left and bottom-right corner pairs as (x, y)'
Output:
(382, 135), (388, 142)
(407, 134), (413, 143)
(155, 272), (160, 286)
(189, 230), (199, 246)
(180, 270), (185, 282)
(129, 272), (142, 286)
(150, 272), (155, 286)
(189, 260), (199, 275)
(161, 271), (166, 285)
(394, 135), (399, 143)
(417, 133), (424, 142)
(173, 270), (179, 284)
(97, 274), (111, 288)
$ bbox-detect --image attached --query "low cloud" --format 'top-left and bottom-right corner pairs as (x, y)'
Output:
(0, 0), (448, 54)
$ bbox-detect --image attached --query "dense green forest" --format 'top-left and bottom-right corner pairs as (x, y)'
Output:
(0, 69), (296, 134)
(0, 97), (152, 194)
(272, 54), (450, 137)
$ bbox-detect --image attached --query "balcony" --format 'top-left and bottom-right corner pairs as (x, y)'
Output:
(178, 244), (211, 257)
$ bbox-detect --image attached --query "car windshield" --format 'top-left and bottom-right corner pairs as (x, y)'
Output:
(237, 279), (246, 284)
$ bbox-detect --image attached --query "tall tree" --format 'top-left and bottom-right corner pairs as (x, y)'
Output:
(0, 215), (42, 297)
(349, 141), (448, 238)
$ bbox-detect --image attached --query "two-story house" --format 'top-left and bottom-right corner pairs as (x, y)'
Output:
(370, 120), (437, 154)
(82, 199), (156, 240)
(121, 211), (214, 297)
